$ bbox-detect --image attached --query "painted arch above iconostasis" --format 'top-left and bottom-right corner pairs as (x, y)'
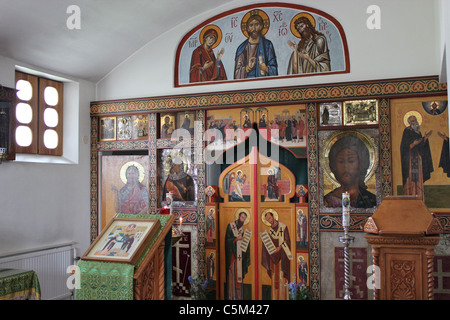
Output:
(175, 3), (350, 87)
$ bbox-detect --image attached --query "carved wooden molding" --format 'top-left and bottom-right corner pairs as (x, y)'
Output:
(427, 217), (444, 235)
(365, 235), (441, 246)
(364, 217), (379, 234)
(367, 236), (438, 300)
(132, 216), (175, 300)
(426, 248), (435, 300)
(157, 244), (165, 300)
(134, 256), (156, 300)
(390, 260), (416, 300)
(133, 245), (166, 300)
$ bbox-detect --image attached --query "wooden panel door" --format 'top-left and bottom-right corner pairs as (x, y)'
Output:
(218, 147), (297, 300)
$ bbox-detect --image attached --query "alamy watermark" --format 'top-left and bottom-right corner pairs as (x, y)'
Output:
(65, 4), (381, 30)
(366, 264), (381, 290)
(366, 5), (381, 30)
(66, 5), (81, 30)
(168, 122), (281, 166)
(66, 264), (80, 290)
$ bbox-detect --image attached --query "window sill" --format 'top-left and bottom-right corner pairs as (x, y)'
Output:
(14, 153), (77, 165)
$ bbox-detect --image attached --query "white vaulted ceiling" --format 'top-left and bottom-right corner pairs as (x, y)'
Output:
(0, 0), (234, 82)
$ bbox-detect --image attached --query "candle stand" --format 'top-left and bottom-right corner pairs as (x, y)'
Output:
(340, 192), (354, 300)
(339, 226), (354, 300)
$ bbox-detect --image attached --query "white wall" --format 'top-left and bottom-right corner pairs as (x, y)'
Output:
(96, 0), (443, 101)
(0, 55), (95, 258)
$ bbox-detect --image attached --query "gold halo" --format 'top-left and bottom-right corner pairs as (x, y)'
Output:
(261, 208), (278, 227)
(320, 130), (378, 188)
(235, 208), (250, 226)
(403, 111), (423, 127)
(241, 9), (270, 38)
(120, 161), (145, 184)
(290, 12), (316, 38)
(199, 24), (222, 50)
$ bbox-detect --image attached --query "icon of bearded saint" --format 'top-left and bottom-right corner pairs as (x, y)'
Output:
(287, 13), (331, 75)
(162, 157), (195, 202)
(234, 10), (278, 79)
(323, 135), (376, 208)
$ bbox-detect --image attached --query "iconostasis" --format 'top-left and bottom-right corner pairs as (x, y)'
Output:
(91, 77), (448, 300)
(89, 2), (449, 301)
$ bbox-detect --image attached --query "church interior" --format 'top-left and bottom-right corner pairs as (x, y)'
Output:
(0, 0), (450, 303)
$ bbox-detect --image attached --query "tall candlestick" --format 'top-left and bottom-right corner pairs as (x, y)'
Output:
(339, 191), (354, 300)
(342, 191), (350, 227)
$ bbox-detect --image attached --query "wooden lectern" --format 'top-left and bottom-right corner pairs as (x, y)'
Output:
(364, 196), (443, 300)
(77, 214), (175, 300)
(133, 214), (175, 300)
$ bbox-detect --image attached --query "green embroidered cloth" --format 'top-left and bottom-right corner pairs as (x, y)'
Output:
(0, 268), (41, 300)
(75, 260), (134, 300)
(76, 214), (173, 300)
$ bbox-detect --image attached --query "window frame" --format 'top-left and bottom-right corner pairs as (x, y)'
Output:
(15, 71), (64, 156)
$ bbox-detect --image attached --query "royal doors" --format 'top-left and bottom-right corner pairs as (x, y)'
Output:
(218, 147), (298, 300)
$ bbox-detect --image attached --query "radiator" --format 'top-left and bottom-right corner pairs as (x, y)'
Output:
(0, 243), (75, 300)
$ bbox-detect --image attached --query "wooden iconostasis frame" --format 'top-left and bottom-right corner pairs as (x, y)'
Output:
(90, 76), (448, 299)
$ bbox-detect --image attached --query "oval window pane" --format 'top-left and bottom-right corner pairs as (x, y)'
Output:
(43, 129), (58, 149)
(43, 108), (59, 127)
(16, 80), (33, 101)
(44, 86), (58, 106)
(16, 103), (33, 124)
(15, 126), (33, 147)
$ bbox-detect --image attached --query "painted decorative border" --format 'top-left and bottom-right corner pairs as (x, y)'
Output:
(149, 113), (158, 212)
(91, 76), (446, 115)
(378, 98), (393, 196)
(90, 116), (99, 242)
(98, 140), (149, 151)
(306, 102), (320, 298)
(195, 110), (207, 279)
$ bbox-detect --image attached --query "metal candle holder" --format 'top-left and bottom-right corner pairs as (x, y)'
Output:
(339, 226), (354, 300)
(339, 192), (354, 300)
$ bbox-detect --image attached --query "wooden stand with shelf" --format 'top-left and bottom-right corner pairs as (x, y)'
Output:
(364, 196), (443, 300)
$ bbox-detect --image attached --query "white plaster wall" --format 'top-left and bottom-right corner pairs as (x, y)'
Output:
(96, 0), (443, 101)
(0, 56), (95, 257)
